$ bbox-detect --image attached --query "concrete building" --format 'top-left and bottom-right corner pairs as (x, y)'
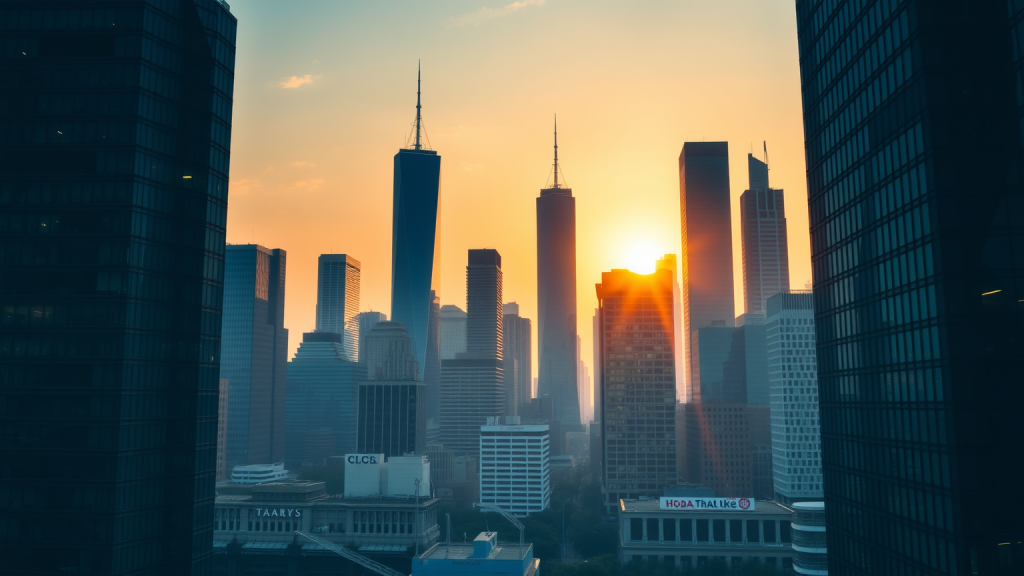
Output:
(479, 416), (551, 516)
(766, 291), (821, 504)
(440, 251), (506, 455)
(596, 269), (678, 512)
(218, 378), (230, 481)
(316, 254), (361, 361)
(792, 502), (827, 576)
(214, 480), (439, 575)
(413, 531), (539, 576)
(223, 244), (289, 470)
(230, 463), (290, 484)
(740, 155), (790, 317)
(285, 331), (367, 466)
(357, 321), (426, 458)
(618, 498), (793, 570)
(679, 141), (735, 402)
(440, 304), (468, 360)
(536, 122), (580, 430)
(503, 302), (532, 415)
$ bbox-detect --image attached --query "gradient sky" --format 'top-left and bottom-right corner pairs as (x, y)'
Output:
(226, 0), (811, 399)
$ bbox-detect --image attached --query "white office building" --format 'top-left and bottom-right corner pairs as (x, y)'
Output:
(230, 462), (289, 484)
(766, 291), (823, 504)
(479, 416), (550, 516)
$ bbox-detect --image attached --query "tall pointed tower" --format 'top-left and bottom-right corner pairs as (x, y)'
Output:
(390, 62), (442, 423)
(536, 117), (581, 432)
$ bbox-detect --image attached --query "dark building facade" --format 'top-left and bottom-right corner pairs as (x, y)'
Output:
(679, 142), (736, 402)
(795, 1), (1024, 574)
(536, 131), (580, 429)
(222, 244), (288, 469)
(596, 269), (678, 512)
(466, 249), (503, 359)
(0, 1), (236, 573)
(390, 73), (441, 424)
(502, 302), (532, 415)
(315, 254), (360, 361)
(740, 154), (790, 316)
(357, 321), (425, 458)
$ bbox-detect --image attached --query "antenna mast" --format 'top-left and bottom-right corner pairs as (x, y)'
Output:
(553, 114), (560, 188)
(414, 61), (423, 150)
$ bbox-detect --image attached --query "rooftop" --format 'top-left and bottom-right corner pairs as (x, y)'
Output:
(620, 499), (793, 517)
(417, 541), (533, 561)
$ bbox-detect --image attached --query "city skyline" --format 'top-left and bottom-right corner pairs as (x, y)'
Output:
(223, 0), (812, 378)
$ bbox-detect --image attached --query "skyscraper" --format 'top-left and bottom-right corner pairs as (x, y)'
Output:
(391, 64), (442, 423)
(596, 269), (678, 512)
(285, 332), (366, 464)
(656, 254), (686, 400)
(356, 310), (387, 363)
(357, 321), (426, 458)
(766, 291), (821, 505)
(466, 250), (503, 359)
(740, 154), (790, 316)
(316, 254), (361, 361)
(503, 302), (532, 415)
(679, 141), (735, 402)
(795, 2), (1024, 573)
(222, 245), (289, 469)
(440, 250), (505, 455)
(218, 378), (231, 482)
(440, 304), (467, 360)
(0, 1), (236, 572)
(537, 119), (580, 429)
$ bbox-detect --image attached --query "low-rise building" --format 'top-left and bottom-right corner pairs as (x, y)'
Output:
(230, 462), (289, 484)
(792, 502), (827, 575)
(618, 497), (793, 570)
(413, 531), (540, 576)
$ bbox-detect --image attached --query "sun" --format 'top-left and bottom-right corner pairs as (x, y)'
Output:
(625, 243), (660, 274)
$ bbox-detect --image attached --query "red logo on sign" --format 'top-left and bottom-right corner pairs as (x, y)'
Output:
(738, 498), (751, 510)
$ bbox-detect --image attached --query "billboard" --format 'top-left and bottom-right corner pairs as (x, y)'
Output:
(659, 497), (755, 511)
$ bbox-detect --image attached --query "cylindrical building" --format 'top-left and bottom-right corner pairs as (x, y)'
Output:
(791, 502), (828, 575)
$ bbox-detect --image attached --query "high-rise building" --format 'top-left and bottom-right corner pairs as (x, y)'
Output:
(440, 250), (506, 455)
(316, 254), (360, 361)
(0, 2), (236, 571)
(285, 331), (366, 465)
(440, 304), (467, 360)
(356, 311), (387, 363)
(795, 2), (1024, 573)
(479, 416), (551, 516)
(766, 291), (821, 505)
(592, 310), (602, 426)
(222, 245), (289, 469)
(218, 378), (231, 482)
(357, 321), (426, 458)
(679, 142), (735, 402)
(466, 250), (503, 359)
(740, 154), (790, 316)
(536, 120), (580, 429)
(391, 64), (442, 424)
(596, 269), (678, 512)
(656, 255), (686, 400)
(503, 302), (532, 415)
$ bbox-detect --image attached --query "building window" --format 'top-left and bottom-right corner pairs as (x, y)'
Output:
(647, 518), (660, 541)
(680, 520), (693, 541)
(631, 518), (643, 541)
(712, 520), (725, 542)
(696, 519), (709, 542)
(730, 519), (743, 542)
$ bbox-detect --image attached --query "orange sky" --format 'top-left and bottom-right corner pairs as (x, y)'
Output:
(226, 0), (811, 403)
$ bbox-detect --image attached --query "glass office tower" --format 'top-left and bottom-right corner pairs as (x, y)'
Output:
(0, 1), (236, 573)
(795, 1), (1024, 574)
(221, 245), (288, 470)
(740, 154), (790, 316)
(315, 254), (360, 361)
(391, 147), (441, 421)
(679, 142), (735, 402)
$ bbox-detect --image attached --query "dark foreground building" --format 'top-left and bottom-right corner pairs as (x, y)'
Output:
(0, 1), (236, 574)
(795, 1), (1024, 574)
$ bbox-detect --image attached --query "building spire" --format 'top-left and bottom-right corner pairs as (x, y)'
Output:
(414, 60), (423, 150)
(553, 114), (560, 189)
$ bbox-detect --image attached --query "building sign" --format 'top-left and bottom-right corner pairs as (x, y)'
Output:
(659, 497), (755, 511)
(254, 508), (303, 518)
(346, 454), (379, 464)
